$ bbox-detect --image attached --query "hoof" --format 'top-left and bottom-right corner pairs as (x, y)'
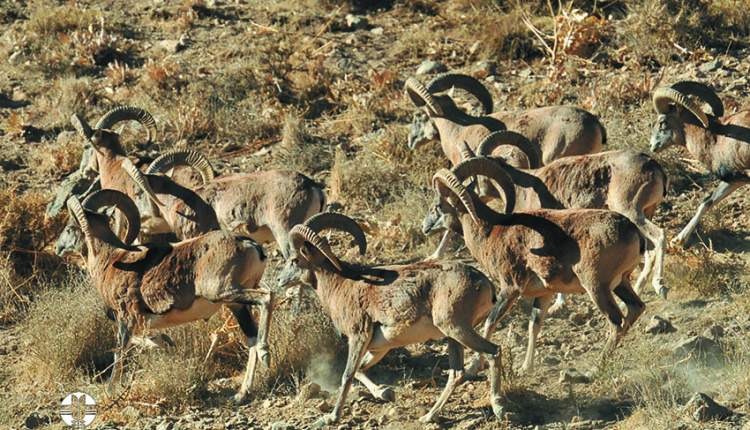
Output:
(232, 392), (248, 405)
(378, 387), (396, 402)
(658, 286), (669, 300)
(312, 413), (336, 429)
(418, 414), (435, 423)
(465, 357), (487, 378)
(491, 402), (504, 420)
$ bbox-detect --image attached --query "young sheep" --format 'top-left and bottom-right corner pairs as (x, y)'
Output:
(650, 81), (750, 246)
(275, 212), (504, 426)
(422, 157), (646, 375)
(66, 189), (272, 403)
(468, 134), (669, 301)
(405, 73), (606, 166)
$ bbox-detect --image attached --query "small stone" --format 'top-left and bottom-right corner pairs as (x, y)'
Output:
(558, 368), (591, 384)
(704, 324), (724, 339)
(316, 399), (332, 413)
(416, 60), (447, 75)
(8, 50), (21, 64)
(24, 412), (50, 429)
(270, 421), (292, 430)
(699, 58), (722, 73)
(262, 399), (273, 409)
(473, 61), (496, 78)
(543, 355), (561, 366)
(370, 27), (384, 35)
(684, 392), (734, 422)
(644, 315), (676, 334)
(298, 382), (321, 402)
(158, 38), (187, 53)
(569, 311), (589, 325)
(345, 14), (368, 30)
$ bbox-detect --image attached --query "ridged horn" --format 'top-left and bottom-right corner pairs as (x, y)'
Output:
(146, 150), (215, 184)
(121, 158), (165, 207)
(453, 157), (516, 215)
(95, 106), (157, 143)
(289, 224), (344, 272)
(671, 81), (724, 117)
(459, 141), (476, 161)
(432, 169), (479, 224)
(304, 212), (367, 256)
(82, 189), (142, 246)
(427, 73), (494, 115)
(476, 130), (541, 168)
(653, 87), (709, 128)
(405, 78), (444, 117)
(66, 196), (91, 241)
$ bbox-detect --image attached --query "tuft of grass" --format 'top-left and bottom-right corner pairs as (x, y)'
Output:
(664, 251), (746, 299)
(19, 270), (115, 385)
(38, 77), (100, 130)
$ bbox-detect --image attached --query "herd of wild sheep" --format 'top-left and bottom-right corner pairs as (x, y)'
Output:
(50, 72), (750, 426)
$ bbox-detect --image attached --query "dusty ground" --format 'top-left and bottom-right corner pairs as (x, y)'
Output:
(1, 1), (750, 429)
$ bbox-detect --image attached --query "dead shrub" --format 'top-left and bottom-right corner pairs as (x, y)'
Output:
(664, 250), (746, 298)
(0, 190), (65, 324)
(38, 77), (100, 129)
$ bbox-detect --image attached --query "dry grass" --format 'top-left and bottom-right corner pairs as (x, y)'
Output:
(0, 190), (65, 324)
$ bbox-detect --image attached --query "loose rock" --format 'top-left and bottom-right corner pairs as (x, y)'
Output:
(559, 368), (592, 384)
(699, 58), (722, 73)
(416, 60), (447, 75)
(644, 315), (676, 334)
(298, 382), (321, 402)
(683, 392), (734, 422)
(672, 336), (724, 364)
(345, 14), (368, 30)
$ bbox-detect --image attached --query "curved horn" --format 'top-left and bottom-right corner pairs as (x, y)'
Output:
(459, 141), (476, 161)
(66, 196), (92, 241)
(304, 212), (367, 256)
(476, 130), (541, 168)
(432, 169), (479, 224)
(146, 150), (215, 184)
(95, 106), (157, 143)
(453, 157), (516, 215)
(653, 87), (709, 128)
(671, 81), (724, 117)
(82, 189), (142, 246)
(427, 73), (494, 115)
(405, 78), (444, 116)
(121, 158), (165, 207)
(289, 224), (344, 272)
(71, 114), (99, 154)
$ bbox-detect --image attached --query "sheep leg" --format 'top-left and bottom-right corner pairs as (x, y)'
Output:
(613, 280), (645, 337)
(673, 181), (744, 246)
(355, 349), (395, 402)
(466, 287), (520, 377)
(108, 319), (130, 393)
(644, 219), (667, 298)
(547, 293), (566, 315)
(586, 284), (625, 363)
(487, 344), (505, 419)
(520, 294), (554, 374)
(315, 334), (370, 428)
(419, 339), (464, 423)
(425, 230), (454, 261)
(214, 288), (273, 362)
(632, 247), (654, 295)
(230, 305), (264, 404)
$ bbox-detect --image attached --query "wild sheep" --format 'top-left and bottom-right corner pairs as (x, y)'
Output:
(650, 81), (750, 246)
(405, 73), (606, 166)
(466, 134), (669, 301)
(275, 212), (504, 425)
(422, 157), (646, 375)
(64, 112), (326, 262)
(143, 150), (326, 260)
(66, 189), (272, 403)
